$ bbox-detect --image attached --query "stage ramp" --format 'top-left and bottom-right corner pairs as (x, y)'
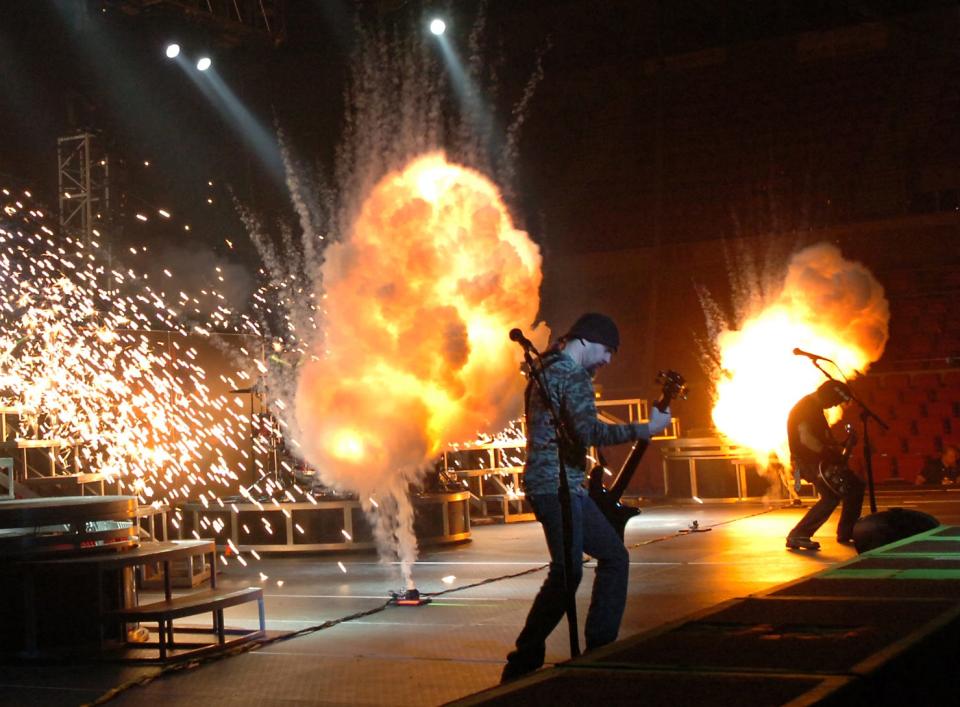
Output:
(452, 524), (960, 706)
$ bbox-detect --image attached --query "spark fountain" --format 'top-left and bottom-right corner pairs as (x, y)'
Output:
(0, 186), (278, 658)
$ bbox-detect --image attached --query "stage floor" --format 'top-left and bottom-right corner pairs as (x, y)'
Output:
(5, 487), (960, 706)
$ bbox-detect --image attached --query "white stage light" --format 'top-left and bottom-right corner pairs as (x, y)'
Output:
(429, 18), (446, 36)
(197, 56), (212, 71)
(165, 43), (180, 59)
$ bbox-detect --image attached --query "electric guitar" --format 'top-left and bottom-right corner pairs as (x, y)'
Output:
(588, 370), (686, 539)
(818, 423), (859, 497)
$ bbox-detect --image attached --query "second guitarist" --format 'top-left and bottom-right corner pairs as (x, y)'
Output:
(785, 379), (864, 550)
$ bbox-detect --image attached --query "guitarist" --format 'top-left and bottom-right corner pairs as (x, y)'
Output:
(501, 313), (672, 683)
(785, 379), (864, 550)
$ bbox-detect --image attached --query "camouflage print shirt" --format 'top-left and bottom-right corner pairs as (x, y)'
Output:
(522, 350), (652, 496)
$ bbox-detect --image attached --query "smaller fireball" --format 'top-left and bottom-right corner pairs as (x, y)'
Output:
(711, 243), (889, 465)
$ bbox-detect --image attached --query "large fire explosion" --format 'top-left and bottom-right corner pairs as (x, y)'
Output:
(295, 153), (545, 586)
(709, 242), (889, 467)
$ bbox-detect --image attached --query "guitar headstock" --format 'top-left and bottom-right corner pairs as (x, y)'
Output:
(654, 369), (687, 412)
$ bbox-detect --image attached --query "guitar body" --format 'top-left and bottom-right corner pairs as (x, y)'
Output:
(817, 423), (859, 497)
(588, 454), (643, 540)
(589, 370), (685, 539)
(817, 463), (857, 497)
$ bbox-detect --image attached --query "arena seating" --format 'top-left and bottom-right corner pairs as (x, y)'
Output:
(843, 368), (959, 483)
(837, 262), (958, 483)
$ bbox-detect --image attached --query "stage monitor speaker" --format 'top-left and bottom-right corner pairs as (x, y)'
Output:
(852, 507), (939, 554)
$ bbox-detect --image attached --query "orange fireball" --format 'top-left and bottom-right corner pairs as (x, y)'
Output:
(295, 153), (547, 581)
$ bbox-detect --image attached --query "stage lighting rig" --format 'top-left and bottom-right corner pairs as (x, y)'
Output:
(103, 0), (286, 47)
(196, 56), (212, 71)
(429, 18), (446, 36)
(165, 43), (180, 58)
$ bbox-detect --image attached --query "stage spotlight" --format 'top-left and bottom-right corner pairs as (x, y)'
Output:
(429, 18), (446, 36)
(196, 56), (212, 71)
(165, 43), (180, 59)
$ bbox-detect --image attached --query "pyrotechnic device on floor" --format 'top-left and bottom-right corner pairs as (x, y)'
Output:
(389, 588), (431, 606)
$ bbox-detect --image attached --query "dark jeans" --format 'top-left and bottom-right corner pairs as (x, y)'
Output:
(503, 491), (629, 680)
(789, 473), (865, 541)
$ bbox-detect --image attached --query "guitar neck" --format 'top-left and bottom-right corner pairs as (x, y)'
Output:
(608, 393), (672, 500)
(609, 439), (649, 500)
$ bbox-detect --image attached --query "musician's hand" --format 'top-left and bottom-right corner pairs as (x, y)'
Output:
(649, 407), (672, 436)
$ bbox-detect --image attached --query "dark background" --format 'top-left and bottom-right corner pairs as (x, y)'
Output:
(5, 1), (959, 252)
(2, 0), (959, 440)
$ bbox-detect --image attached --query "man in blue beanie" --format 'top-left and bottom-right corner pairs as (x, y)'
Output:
(501, 313), (672, 683)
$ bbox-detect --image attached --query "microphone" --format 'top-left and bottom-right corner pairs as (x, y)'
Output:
(793, 347), (829, 361)
(509, 328), (535, 351)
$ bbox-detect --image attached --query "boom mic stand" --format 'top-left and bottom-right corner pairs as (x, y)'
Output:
(511, 329), (581, 658)
(847, 389), (889, 514)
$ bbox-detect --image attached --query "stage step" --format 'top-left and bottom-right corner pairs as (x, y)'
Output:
(110, 586), (262, 621)
(20, 473), (106, 496)
(108, 586), (265, 662)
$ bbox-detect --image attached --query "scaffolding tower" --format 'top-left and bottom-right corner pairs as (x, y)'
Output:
(57, 132), (111, 244)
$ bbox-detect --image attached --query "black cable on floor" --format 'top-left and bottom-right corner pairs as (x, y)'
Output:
(422, 563), (549, 599)
(626, 504), (778, 548)
(84, 566), (551, 705)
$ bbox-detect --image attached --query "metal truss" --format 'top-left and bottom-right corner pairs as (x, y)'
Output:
(104, 0), (287, 46)
(57, 132), (111, 243)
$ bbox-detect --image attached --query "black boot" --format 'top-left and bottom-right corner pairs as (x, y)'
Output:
(786, 536), (821, 550)
(500, 657), (537, 684)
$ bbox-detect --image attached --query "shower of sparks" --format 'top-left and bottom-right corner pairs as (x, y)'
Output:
(0, 187), (323, 533)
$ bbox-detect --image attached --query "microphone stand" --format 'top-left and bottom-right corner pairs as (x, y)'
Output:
(518, 340), (581, 659)
(799, 351), (891, 514)
(809, 358), (833, 381)
(846, 391), (889, 514)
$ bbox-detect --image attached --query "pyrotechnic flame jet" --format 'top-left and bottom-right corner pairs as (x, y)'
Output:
(294, 153), (546, 588)
(708, 242), (889, 471)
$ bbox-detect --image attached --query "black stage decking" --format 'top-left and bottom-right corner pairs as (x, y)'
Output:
(3, 487), (960, 706)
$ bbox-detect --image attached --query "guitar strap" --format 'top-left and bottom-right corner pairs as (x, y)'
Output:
(523, 349), (565, 421)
